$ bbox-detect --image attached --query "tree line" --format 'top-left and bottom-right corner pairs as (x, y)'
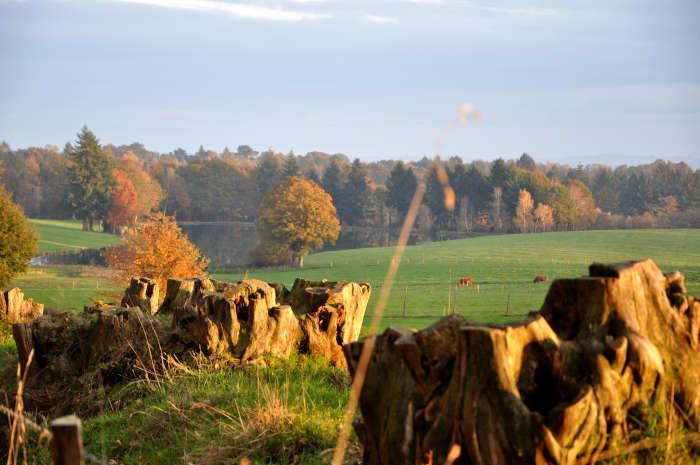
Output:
(1, 127), (699, 244)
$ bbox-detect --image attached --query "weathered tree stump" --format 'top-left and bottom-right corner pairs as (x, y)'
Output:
(1, 288), (44, 323)
(346, 259), (700, 465)
(173, 278), (301, 362)
(288, 278), (371, 367)
(121, 277), (160, 315)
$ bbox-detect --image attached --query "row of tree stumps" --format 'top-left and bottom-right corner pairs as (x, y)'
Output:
(343, 259), (700, 465)
(11, 275), (371, 416)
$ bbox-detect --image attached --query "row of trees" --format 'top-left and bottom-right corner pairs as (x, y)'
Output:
(1, 130), (699, 241)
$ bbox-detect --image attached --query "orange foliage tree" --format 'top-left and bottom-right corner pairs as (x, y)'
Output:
(255, 176), (340, 267)
(104, 169), (138, 232)
(103, 212), (209, 288)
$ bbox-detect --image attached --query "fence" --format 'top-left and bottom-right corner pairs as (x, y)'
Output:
(2, 405), (110, 465)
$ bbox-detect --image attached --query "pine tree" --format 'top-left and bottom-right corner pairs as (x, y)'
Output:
(386, 161), (418, 218)
(321, 159), (346, 203)
(66, 126), (115, 231)
(340, 159), (373, 225)
(282, 156), (300, 178)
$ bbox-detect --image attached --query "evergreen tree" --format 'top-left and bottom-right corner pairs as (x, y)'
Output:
(282, 156), (300, 178)
(254, 151), (283, 199)
(321, 159), (346, 204)
(339, 159), (373, 225)
(386, 161), (418, 218)
(66, 126), (115, 231)
(517, 153), (537, 172)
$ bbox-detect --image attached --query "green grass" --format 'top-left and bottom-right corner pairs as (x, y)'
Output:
(11, 266), (121, 311)
(6, 229), (700, 465)
(29, 219), (121, 253)
(212, 229), (700, 332)
(11, 229), (700, 334)
(20, 356), (352, 465)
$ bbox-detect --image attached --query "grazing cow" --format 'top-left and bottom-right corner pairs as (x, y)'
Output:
(458, 277), (474, 287)
(533, 274), (548, 283)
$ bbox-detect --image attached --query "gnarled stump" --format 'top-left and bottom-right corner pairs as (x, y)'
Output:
(121, 277), (160, 315)
(1, 288), (44, 323)
(288, 278), (371, 366)
(173, 279), (300, 363)
(346, 259), (700, 465)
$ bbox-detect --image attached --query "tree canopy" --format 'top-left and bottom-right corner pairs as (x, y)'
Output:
(0, 185), (38, 288)
(255, 177), (340, 267)
(103, 212), (209, 289)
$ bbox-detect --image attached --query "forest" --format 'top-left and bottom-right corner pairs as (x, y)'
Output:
(1, 127), (699, 250)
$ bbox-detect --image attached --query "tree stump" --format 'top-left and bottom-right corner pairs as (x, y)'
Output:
(1, 288), (44, 323)
(288, 278), (371, 366)
(121, 277), (160, 315)
(346, 259), (700, 465)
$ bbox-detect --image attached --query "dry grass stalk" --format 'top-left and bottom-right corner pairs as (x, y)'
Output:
(6, 349), (35, 465)
(332, 177), (428, 465)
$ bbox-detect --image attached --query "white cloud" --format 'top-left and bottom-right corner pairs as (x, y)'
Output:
(109, 0), (331, 21)
(365, 13), (399, 23)
(479, 5), (557, 17)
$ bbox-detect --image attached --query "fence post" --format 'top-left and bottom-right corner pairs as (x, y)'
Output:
(402, 287), (407, 317)
(51, 415), (83, 465)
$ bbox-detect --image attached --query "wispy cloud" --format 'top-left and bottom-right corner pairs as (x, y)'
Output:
(479, 5), (557, 17)
(109, 0), (331, 21)
(365, 13), (399, 24)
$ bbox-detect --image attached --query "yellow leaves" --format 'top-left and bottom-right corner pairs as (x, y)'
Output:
(256, 177), (340, 266)
(103, 212), (209, 288)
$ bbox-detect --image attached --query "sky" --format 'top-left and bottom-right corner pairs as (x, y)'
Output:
(1, 0), (699, 166)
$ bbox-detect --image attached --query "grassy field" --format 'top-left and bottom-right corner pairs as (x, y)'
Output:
(10, 228), (700, 333)
(212, 229), (700, 332)
(29, 218), (122, 253)
(5, 228), (700, 464)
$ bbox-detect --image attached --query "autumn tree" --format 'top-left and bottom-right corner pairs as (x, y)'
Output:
(66, 126), (115, 231)
(513, 189), (535, 232)
(534, 203), (554, 232)
(0, 185), (38, 288)
(103, 212), (209, 289)
(118, 152), (163, 219)
(255, 177), (340, 268)
(490, 186), (505, 232)
(567, 179), (598, 229)
(104, 169), (138, 233)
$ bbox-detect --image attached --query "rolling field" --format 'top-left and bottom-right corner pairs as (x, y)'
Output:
(11, 228), (700, 333)
(29, 218), (122, 252)
(212, 229), (700, 332)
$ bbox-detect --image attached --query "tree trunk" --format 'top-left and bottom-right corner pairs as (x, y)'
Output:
(346, 259), (700, 465)
(82, 217), (89, 231)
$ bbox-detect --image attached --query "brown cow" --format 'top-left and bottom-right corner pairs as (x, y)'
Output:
(533, 275), (548, 283)
(458, 277), (474, 286)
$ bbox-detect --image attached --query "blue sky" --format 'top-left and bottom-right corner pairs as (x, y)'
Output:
(1, 0), (699, 165)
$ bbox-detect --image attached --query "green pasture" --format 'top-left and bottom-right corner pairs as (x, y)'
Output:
(12, 266), (121, 310)
(212, 229), (700, 332)
(29, 218), (122, 252)
(10, 228), (700, 334)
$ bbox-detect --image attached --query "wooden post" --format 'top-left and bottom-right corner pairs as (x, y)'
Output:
(402, 287), (407, 317)
(51, 415), (83, 465)
(506, 294), (511, 315)
(448, 269), (454, 314)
